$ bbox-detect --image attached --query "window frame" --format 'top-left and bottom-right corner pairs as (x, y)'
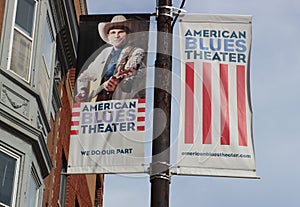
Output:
(0, 146), (20, 207)
(7, 0), (38, 83)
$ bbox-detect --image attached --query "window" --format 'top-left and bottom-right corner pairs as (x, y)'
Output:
(58, 153), (67, 207)
(0, 148), (20, 207)
(40, 13), (55, 111)
(10, 0), (36, 81)
(26, 168), (41, 207)
(75, 197), (79, 207)
(42, 15), (54, 76)
(15, 0), (35, 37)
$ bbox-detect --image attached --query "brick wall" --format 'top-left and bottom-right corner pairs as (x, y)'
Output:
(43, 71), (94, 207)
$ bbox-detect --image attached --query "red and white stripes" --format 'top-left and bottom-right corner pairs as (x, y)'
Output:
(136, 98), (146, 131)
(70, 103), (81, 135)
(184, 62), (249, 147)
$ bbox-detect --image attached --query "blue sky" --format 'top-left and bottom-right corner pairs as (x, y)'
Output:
(86, 0), (300, 206)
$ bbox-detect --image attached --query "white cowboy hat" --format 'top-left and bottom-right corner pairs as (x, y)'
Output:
(98, 15), (135, 44)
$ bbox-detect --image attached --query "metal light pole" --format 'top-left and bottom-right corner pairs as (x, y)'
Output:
(150, 0), (173, 206)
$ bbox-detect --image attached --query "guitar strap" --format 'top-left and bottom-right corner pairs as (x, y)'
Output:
(95, 46), (137, 102)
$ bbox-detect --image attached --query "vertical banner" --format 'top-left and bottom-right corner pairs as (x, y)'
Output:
(68, 14), (150, 174)
(177, 14), (257, 178)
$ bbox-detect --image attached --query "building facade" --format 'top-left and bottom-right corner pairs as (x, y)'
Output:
(0, 0), (103, 206)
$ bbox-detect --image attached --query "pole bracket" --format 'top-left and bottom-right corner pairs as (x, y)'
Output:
(156, 5), (186, 18)
(149, 162), (171, 182)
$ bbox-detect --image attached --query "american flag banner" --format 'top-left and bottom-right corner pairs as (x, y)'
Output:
(176, 14), (257, 178)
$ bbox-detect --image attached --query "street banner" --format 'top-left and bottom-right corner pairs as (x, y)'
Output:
(68, 14), (150, 174)
(176, 14), (257, 178)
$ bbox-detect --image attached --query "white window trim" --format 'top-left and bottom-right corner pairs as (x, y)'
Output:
(7, 0), (38, 83)
(0, 146), (20, 207)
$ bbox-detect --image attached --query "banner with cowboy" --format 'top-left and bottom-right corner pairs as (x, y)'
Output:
(176, 14), (257, 178)
(68, 14), (150, 174)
